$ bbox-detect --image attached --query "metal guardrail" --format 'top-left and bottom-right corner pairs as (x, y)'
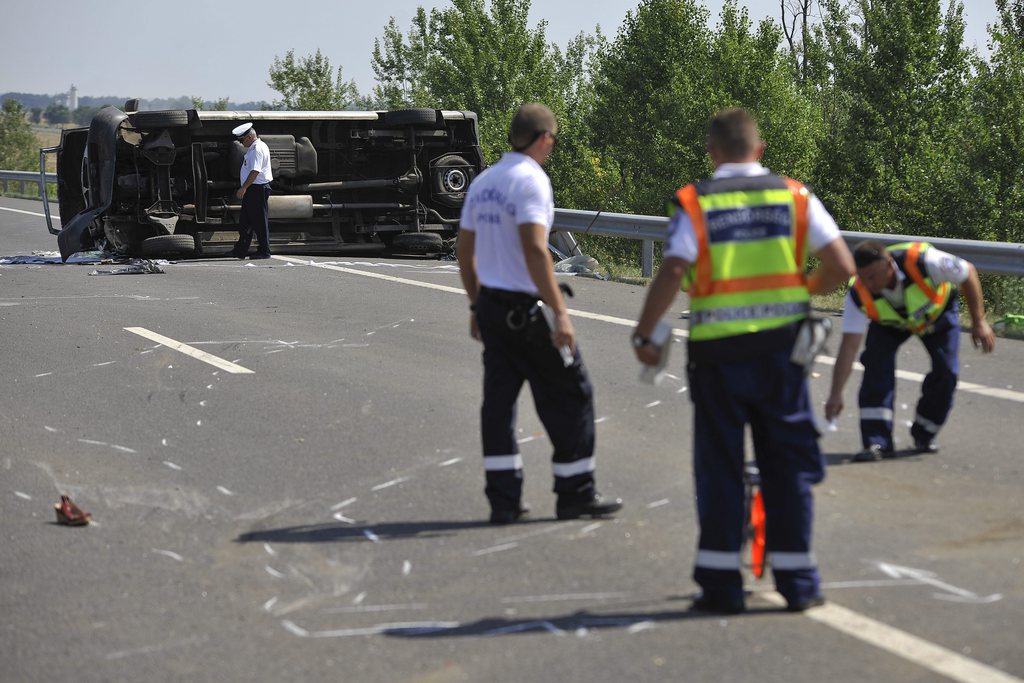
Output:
(1, 169), (1020, 277)
(0, 169), (56, 198)
(554, 209), (1024, 278)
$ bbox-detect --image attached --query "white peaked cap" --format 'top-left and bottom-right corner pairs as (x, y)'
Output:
(231, 122), (254, 138)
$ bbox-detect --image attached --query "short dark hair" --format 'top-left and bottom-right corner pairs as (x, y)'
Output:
(707, 108), (761, 159)
(853, 240), (888, 268)
(509, 103), (557, 151)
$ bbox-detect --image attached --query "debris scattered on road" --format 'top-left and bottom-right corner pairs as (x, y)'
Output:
(54, 495), (91, 526)
(88, 259), (165, 276)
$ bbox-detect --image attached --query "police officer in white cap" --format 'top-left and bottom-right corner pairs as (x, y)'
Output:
(225, 122), (273, 258)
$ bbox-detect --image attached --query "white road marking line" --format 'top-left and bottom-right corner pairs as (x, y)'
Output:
(123, 327), (254, 374)
(151, 549), (184, 562)
(0, 206), (53, 218)
(34, 372), (53, 378)
(162, 461), (182, 471)
(44, 426), (58, 432)
(371, 477), (409, 491)
(438, 457), (462, 467)
(110, 444), (136, 454)
(78, 438), (108, 446)
(15, 491), (32, 500)
(500, 592), (631, 604)
(647, 499), (670, 508)
(284, 256), (1019, 404)
(216, 486), (234, 496)
(263, 543), (276, 557)
(330, 497), (357, 511)
(645, 400), (662, 408)
(332, 512), (356, 524)
(265, 565), (285, 578)
(759, 593), (1022, 683)
(281, 619), (459, 638)
(473, 542), (519, 556)
(92, 361), (116, 367)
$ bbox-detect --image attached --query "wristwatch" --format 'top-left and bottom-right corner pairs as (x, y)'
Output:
(631, 332), (650, 348)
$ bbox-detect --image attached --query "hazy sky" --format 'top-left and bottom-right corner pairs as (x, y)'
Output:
(0, 0), (1000, 103)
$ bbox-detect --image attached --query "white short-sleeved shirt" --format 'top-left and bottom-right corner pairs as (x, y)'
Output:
(241, 137), (273, 186)
(663, 162), (841, 262)
(841, 247), (970, 334)
(459, 152), (554, 293)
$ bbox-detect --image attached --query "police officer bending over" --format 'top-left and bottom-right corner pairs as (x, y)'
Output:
(632, 108), (854, 613)
(825, 240), (995, 461)
(457, 103), (623, 524)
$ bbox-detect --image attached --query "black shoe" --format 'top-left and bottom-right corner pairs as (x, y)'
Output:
(786, 594), (826, 612)
(913, 439), (939, 454)
(691, 593), (746, 615)
(853, 444), (893, 462)
(223, 250), (246, 259)
(251, 252), (272, 260)
(489, 504), (530, 525)
(556, 493), (623, 520)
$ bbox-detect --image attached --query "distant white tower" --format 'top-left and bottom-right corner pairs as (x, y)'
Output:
(67, 84), (78, 111)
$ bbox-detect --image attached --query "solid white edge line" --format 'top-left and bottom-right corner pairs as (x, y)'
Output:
(760, 593), (1022, 683)
(0, 206), (53, 219)
(276, 255), (1022, 404)
(124, 327), (254, 374)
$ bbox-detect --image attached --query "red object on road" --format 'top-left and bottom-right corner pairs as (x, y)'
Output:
(54, 495), (91, 526)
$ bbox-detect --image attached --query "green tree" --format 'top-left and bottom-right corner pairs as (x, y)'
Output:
(372, 11), (433, 109)
(267, 48), (361, 110)
(44, 102), (70, 125)
(811, 0), (979, 238)
(0, 99), (38, 170)
(190, 96), (230, 111)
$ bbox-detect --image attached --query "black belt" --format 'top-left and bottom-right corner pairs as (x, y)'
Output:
(479, 286), (539, 307)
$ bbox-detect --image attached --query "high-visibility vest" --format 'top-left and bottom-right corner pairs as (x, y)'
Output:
(850, 242), (953, 335)
(673, 173), (811, 344)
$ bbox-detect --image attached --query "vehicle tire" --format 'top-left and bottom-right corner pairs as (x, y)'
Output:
(384, 108), (437, 127)
(139, 234), (199, 258)
(433, 154), (475, 207)
(130, 110), (189, 128)
(391, 231), (443, 254)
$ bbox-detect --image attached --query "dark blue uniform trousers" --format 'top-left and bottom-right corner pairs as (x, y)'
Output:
(689, 350), (824, 605)
(858, 302), (960, 450)
(475, 290), (597, 513)
(232, 183), (271, 255)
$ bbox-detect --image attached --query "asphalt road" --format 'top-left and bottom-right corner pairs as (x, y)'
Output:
(1, 196), (1022, 683)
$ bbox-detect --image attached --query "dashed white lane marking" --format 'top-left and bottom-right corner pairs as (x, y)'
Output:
(110, 444), (136, 454)
(759, 593), (1022, 683)
(371, 477), (409, 491)
(123, 327), (254, 374)
(34, 372), (53, 378)
(78, 438), (108, 446)
(282, 255), (1019, 404)
(151, 549), (184, 562)
(472, 542), (519, 556)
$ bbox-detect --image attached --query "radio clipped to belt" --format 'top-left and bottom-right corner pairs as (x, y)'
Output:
(506, 283), (576, 367)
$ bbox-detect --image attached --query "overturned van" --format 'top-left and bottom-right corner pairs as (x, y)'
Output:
(41, 103), (484, 261)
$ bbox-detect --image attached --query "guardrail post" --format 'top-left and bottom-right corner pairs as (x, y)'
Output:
(641, 239), (654, 278)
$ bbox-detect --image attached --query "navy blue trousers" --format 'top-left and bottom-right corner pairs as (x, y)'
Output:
(688, 350), (824, 605)
(858, 303), (960, 449)
(475, 289), (597, 513)
(232, 183), (271, 255)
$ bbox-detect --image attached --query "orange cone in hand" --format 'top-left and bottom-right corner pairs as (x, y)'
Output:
(54, 495), (91, 526)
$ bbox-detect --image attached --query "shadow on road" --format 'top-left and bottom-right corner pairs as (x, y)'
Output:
(824, 448), (932, 466)
(235, 517), (554, 545)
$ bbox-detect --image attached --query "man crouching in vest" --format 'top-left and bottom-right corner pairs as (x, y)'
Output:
(631, 108), (855, 614)
(825, 240), (996, 462)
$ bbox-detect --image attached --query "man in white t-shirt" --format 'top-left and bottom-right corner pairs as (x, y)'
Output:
(456, 103), (623, 525)
(225, 122), (274, 259)
(825, 240), (995, 461)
